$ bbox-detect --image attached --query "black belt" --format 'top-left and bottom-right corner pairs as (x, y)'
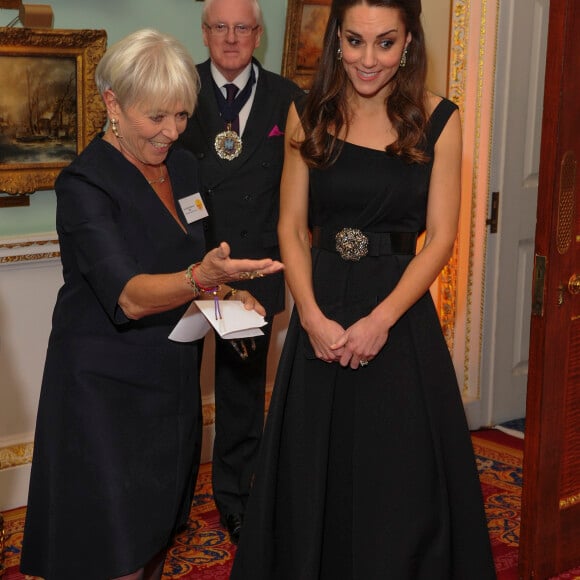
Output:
(311, 226), (417, 261)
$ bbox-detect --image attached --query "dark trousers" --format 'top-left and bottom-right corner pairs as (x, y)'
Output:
(211, 321), (273, 516)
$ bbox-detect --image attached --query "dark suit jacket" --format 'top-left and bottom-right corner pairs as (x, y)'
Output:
(179, 58), (303, 316)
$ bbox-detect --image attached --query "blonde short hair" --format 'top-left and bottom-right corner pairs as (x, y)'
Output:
(95, 28), (200, 115)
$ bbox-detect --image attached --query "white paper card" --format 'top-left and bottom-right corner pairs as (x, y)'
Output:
(168, 301), (210, 342)
(195, 300), (266, 339)
(169, 300), (267, 342)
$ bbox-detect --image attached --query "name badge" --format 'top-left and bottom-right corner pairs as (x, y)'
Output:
(178, 193), (209, 224)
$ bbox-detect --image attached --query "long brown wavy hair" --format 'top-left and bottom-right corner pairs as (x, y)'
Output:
(298, 0), (429, 168)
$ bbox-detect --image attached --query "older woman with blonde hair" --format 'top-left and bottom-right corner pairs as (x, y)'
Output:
(20, 28), (282, 580)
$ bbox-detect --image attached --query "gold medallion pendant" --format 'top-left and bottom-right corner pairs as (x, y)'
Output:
(214, 129), (242, 161)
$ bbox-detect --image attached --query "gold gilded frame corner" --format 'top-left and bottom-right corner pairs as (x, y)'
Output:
(0, 28), (107, 195)
(281, 0), (331, 90)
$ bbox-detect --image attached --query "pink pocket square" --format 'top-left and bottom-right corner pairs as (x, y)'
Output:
(268, 125), (284, 137)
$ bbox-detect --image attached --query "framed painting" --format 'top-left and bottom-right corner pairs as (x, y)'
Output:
(282, 0), (331, 90)
(0, 28), (107, 195)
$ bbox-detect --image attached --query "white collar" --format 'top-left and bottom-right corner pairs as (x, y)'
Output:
(210, 61), (254, 91)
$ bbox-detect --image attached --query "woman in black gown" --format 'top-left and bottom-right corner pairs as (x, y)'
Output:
(231, 1), (496, 578)
(19, 29), (282, 580)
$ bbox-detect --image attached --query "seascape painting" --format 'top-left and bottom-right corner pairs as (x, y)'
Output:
(0, 55), (77, 165)
(0, 28), (106, 194)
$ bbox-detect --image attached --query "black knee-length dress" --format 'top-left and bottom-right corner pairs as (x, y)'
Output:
(231, 98), (496, 580)
(20, 137), (205, 579)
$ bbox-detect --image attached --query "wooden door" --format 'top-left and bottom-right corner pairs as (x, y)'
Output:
(519, 0), (580, 577)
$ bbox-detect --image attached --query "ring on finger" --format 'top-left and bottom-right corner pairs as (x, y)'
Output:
(239, 270), (264, 280)
(249, 270), (264, 279)
(359, 359), (369, 367)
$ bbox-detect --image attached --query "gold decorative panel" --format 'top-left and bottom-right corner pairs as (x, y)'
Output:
(557, 151), (577, 255)
(560, 319), (580, 508)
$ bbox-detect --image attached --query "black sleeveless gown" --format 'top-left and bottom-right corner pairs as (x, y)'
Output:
(230, 98), (496, 580)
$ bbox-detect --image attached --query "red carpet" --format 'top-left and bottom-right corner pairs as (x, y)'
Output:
(2, 430), (579, 579)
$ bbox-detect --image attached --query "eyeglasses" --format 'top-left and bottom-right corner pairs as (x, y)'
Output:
(204, 23), (260, 37)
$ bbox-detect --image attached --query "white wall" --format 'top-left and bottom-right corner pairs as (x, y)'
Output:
(0, 238), (61, 509)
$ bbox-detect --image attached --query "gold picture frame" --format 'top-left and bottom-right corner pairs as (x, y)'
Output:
(0, 28), (107, 195)
(282, 0), (331, 90)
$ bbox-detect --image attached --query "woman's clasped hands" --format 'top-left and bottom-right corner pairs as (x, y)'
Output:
(309, 311), (389, 370)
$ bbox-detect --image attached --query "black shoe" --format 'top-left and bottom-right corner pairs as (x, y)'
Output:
(220, 512), (244, 545)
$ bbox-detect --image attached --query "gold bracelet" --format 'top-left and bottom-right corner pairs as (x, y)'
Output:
(185, 262), (202, 296)
(223, 288), (239, 300)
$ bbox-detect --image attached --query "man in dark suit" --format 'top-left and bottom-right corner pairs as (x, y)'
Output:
(178, 0), (302, 545)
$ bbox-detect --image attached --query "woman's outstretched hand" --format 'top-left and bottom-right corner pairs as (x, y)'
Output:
(195, 242), (284, 287)
(193, 242), (284, 316)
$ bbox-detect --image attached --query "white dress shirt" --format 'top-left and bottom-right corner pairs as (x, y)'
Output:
(210, 61), (259, 136)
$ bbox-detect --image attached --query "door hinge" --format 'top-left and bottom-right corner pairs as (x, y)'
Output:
(532, 254), (546, 316)
(486, 191), (499, 233)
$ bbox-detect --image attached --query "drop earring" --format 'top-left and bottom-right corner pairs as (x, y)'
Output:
(399, 47), (408, 68)
(110, 118), (122, 139)
(337, 47), (342, 61)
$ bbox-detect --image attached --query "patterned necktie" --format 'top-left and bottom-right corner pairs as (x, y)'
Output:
(224, 83), (240, 134)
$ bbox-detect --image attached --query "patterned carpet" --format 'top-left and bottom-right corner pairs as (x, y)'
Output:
(0, 463), (236, 580)
(473, 428), (523, 579)
(1, 430), (579, 579)
(473, 428), (580, 580)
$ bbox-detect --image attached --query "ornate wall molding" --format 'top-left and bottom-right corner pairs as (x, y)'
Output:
(0, 442), (34, 470)
(447, 0), (499, 399)
(448, 0), (469, 115)
(0, 235), (60, 265)
(440, 0), (469, 353)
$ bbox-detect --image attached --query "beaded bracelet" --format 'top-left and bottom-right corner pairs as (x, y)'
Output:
(186, 263), (222, 320)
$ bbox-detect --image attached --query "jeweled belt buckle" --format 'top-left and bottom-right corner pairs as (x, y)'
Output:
(335, 228), (369, 261)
